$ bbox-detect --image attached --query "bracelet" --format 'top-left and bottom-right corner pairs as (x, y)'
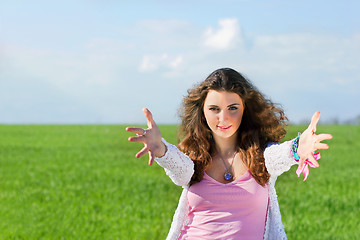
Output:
(292, 135), (301, 162)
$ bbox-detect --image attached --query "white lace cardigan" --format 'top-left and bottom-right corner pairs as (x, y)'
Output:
(155, 138), (297, 240)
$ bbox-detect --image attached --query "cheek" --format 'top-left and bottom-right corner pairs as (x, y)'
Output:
(204, 111), (216, 126)
(232, 112), (243, 126)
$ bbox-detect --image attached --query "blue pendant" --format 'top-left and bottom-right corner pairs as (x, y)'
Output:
(224, 172), (232, 181)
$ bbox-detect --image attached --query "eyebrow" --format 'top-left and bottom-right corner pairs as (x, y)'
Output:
(207, 103), (242, 107)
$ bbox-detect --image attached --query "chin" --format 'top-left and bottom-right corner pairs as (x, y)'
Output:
(215, 131), (237, 139)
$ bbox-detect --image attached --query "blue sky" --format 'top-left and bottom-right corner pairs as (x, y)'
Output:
(1, 0), (359, 124)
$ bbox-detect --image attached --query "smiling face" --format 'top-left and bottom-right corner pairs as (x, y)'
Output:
(203, 90), (244, 142)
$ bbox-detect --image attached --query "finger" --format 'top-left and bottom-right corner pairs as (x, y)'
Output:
(314, 142), (329, 150)
(309, 111), (320, 132)
(128, 135), (146, 143)
(298, 156), (307, 169)
(316, 133), (333, 142)
(307, 154), (319, 168)
(126, 127), (146, 135)
(148, 151), (155, 165)
(298, 159), (304, 169)
(143, 108), (155, 128)
(136, 146), (149, 158)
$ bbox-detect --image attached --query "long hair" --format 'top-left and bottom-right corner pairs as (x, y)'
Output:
(178, 68), (287, 186)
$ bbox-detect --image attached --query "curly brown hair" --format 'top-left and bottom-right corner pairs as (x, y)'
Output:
(178, 68), (287, 186)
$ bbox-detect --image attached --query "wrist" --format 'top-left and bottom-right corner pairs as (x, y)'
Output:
(154, 141), (167, 158)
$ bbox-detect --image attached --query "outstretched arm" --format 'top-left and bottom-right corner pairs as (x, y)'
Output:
(126, 108), (194, 186)
(126, 108), (167, 165)
(297, 111), (333, 169)
(265, 112), (333, 179)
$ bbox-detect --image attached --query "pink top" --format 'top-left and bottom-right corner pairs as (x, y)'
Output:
(179, 170), (269, 240)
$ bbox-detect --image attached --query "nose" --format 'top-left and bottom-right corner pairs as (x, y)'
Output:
(218, 110), (228, 122)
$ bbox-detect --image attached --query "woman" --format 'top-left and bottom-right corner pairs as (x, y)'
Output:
(126, 68), (332, 239)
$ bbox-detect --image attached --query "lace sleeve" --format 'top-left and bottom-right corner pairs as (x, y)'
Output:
(155, 138), (194, 187)
(264, 140), (298, 177)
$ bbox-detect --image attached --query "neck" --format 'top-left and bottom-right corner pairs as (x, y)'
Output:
(213, 134), (238, 158)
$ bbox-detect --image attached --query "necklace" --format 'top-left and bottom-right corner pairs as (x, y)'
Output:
(218, 151), (237, 181)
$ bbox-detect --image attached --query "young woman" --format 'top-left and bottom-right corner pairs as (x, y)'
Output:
(126, 68), (332, 239)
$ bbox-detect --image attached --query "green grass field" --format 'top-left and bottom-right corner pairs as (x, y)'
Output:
(0, 124), (359, 239)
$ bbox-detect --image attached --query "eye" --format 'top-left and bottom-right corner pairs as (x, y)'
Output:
(229, 106), (238, 110)
(209, 107), (219, 111)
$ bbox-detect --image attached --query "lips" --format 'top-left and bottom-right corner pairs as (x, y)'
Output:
(217, 125), (232, 130)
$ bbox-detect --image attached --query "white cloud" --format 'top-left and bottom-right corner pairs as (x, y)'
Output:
(169, 55), (183, 68)
(139, 55), (158, 72)
(139, 54), (183, 72)
(1, 16), (359, 124)
(203, 18), (242, 50)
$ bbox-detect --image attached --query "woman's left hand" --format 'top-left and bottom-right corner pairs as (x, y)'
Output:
(297, 111), (333, 169)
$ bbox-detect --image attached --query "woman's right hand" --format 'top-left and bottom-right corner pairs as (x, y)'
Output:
(126, 108), (166, 165)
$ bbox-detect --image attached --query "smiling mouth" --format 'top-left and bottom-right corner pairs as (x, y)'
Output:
(217, 125), (232, 130)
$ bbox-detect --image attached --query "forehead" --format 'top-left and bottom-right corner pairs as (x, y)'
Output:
(204, 90), (243, 105)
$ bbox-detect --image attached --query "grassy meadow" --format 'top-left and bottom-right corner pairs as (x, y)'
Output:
(0, 124), (359, 239)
